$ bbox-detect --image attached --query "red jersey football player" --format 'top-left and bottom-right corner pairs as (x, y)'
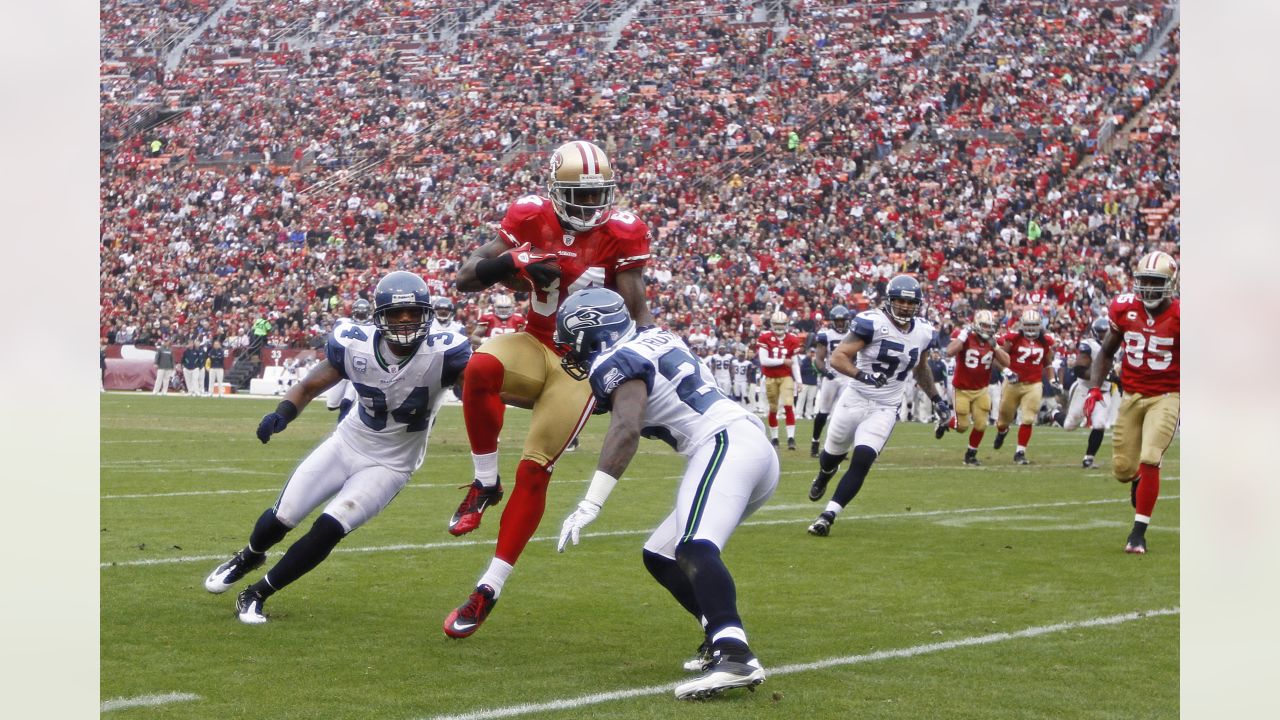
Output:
(992, 308), (1056, 464)
(444, 140), (653, 637)
(941, 309), (1009, 465)
(468, 293), (525, 348)
(1086, 251), (1179, 554)
(756, 311), (804, 450)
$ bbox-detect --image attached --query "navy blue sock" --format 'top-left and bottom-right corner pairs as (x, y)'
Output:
(830, 445), (878, 507)
(247, 508), (290, 556)
(643, 549), (702, 621)
(1086, 428), (1105, 457)
(675, 539), (740, 641)
(812, 412), (830, 442)
(251, 513), (346, 598)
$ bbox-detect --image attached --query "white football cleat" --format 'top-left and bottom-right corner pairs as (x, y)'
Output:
(204, 549), (265, 594)
(236, 589), (268, 624)
(675, 652), (765, 700)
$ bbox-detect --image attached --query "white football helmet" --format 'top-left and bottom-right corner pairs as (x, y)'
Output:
(972, 309), (997, 340)
(770, 311), (789, 335)
(494, 294), (515, 320)
(1020, 308), (1044, 339)
(1133, 251), (1178, 309)
(548, 140), (616, 232)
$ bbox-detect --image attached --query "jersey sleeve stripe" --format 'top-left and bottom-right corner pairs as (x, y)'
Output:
(325, 337), (349, 380)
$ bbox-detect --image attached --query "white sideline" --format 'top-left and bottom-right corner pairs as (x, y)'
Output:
(101, 692), (201, 712)
(414, 608), (1179, 720)
(100, 496), (1179, 569)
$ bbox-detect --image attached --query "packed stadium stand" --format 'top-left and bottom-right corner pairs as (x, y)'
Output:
(100, 0), (1180, 391)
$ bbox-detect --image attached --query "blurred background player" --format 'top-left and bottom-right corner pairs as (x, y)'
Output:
(992, 309), (1056, 464)
(443, 140), (653, 639)
(324, 298), (372, 421)
(1060, 317), (1112, 467)
(940, 310), (1009, 465)
(709, 343), (734, 398)
(810, 304), (851, 457)
(756, 311), (803, 450)
(730, 346), (751, 406)
(797, 348), (819, 420)
(553, 288), (777, 700)
(430, 297), (466, 336)
(203, 271), (470, 623)
(806, 276), (948, 536)
(1086, 251), (1179, 554)
(468, 293), (524, 348)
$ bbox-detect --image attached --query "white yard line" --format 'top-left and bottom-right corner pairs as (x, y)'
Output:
(101, 692), (200, 712)
(414, 608), (1180, 720)
(100, 496), (1179, 569)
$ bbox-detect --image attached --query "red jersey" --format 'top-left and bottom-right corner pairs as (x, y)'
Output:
(999, 331), (1056, 383)
(951, 329), (998, 391)
(498, 195), (650, 348)
(756, 331), (803, 379)
(1108, 294), (1179, 395)
(477, 312), (526, 338)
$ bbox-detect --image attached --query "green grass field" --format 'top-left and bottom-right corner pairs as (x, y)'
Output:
(101, 394), (1178, 719)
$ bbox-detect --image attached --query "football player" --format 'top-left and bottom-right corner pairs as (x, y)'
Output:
(940, 309), (1009, 465)
(730, 346), (751, 405)
(443, 140), (653, 638)
(203, 272), (471, 623)
(806, 276), (949, 536)
(1085, 251), (1179, 554)
(810, 304), (851, 457)
(430, 296), (466, 335)
(992, 308), (1057, 464)
(468, 293), (525, 348)
(756, 310), (804, 450)
(324, 298), (372, 421)
(554, 288), (777, 700)
(709, 343), (734, 397)
(1061, 317), (1112, 467)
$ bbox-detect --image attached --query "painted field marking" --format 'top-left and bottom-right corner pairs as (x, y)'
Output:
(101, 692), (200, 712)
(100, 496), (1179, 569)
(413, 608), (1180, 720)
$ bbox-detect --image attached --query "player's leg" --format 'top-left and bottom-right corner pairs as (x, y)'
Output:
(1124, 393), (1180, 553)
(810, 404), (894, 536)
(237, 463), (408, 623)
(764, 377), (782, 444)
(1014, 384), (1042, 464)
(966, 389), (991, 465)
(1083, 388), (1109, 468)
(993, 380), (1019, 449)
(450, 333), (545, 535)
(1062, 381), (1086, 431)
(812, 378), (838, 457)
(206, 436), (351, 596)
(780, 376), (797, 449)
(811, 394), (859, 501)
(660, 421), (776, 696)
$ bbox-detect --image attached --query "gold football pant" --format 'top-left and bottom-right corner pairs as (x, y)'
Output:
(952, 388), (991, 433)
(997, 380), (1042, 429)
(764, 375), (795, 412)
(1111, 392), (1180, 482)
(476, 332), (594, 467)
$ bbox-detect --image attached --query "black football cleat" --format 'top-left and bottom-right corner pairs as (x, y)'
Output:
(787, 438), (797, 451)
(807, 511), (836, 537)
(963, 449), (981, 466)
(205, 549), (266, 594)
(809, 440), (820, 458)
(808, 468), (837, 502)
(1013, 450), (1030, 465)
(1124, 532), (1147, 555)
(1082, 456), (1095, 468)
(992, 431), (1008, 450)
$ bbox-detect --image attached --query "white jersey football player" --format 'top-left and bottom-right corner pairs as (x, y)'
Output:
(806, 276), (949, 537)
(324, 299), (373, 420)
(204, 271), (471, 624)
(554, 288), (777, 701)
(730, 349), (751, 404)
(430, 296), (467, 336)
(809, 304), (851, 457)
(1063, 317), (1113, 467)
(709, 347), (734, 396)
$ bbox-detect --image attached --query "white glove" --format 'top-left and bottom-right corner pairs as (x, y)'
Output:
(957, 327), (970, 342)
(557, 499), (602, 552)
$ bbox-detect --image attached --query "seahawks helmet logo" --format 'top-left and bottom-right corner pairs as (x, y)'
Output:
(564, 309), (605, 332)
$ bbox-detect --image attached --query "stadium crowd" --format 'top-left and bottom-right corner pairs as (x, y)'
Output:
(99, 0), (1180, 375)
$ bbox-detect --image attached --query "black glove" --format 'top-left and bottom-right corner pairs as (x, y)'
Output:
(257, 400), (299, 443)
(933, 398), (952, 421)
(824, 369), (837, 380)
(856, 371), (889, 388)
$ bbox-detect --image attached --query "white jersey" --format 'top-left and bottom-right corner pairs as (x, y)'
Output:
(845, 309), (936, 405)
(709, 352), (734, 383)
(814, 324), (845, 369)
(731, 358), (751, 385)
(325, 323), (471, 473)
(588, 327), (752, 456)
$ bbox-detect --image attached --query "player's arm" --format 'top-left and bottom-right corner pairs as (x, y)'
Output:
(913, 355), (938, 396)
(758, 343), (784, 367)
(944, 333), (965, 357)
(614, 268), (654, 327)
(1041, 348), (1056, 385)
(456, 234), (560, 292)
(814, 339), (831, 378)
(828, 335), (869, 379)
(1089, 327), (1122, 390)
(558, 379), (647, 552)
(256, 360), (343, 444)
(468, 319), (490, 347)
(791, 350), (802, 385)
(992, 343), (1011, 368)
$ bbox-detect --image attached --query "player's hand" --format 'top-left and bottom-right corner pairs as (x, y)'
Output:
(933, 398), (952, 422)
(825, 369), (837, 380)
(256, 412), (290, 443)
(856, 371), (889, 388)
(1083, 387), (1105, 425)
(557, 499), (601, 552)
(957, 327), (970, 342)
(506, 242), (560, 289)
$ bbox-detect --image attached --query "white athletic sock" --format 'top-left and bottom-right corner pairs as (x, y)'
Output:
(472, 451), (499, 486)
(478, 558), (514, 597)
(1016, 445), (1026, 453)
(824, 501), (842, 516)
(770, 426), (778, 440)
(1135, 514), (1151, 525)
(785, 424), (796, 440)
(711, 626), (748, 646)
